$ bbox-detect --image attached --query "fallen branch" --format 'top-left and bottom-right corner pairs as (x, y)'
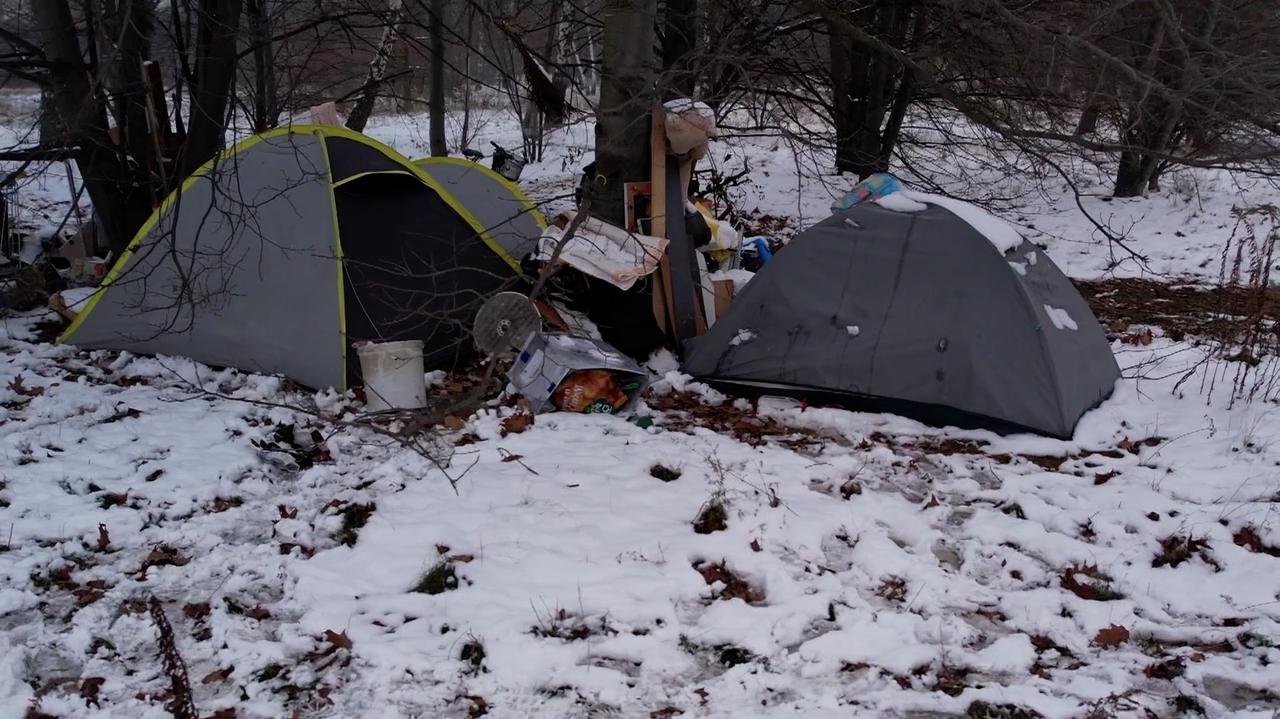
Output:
(149, 596), (197, 719)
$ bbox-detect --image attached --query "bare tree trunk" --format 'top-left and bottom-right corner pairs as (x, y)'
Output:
(181, 0), (244, 177)
(428, 0), (447, 156)
(662, 0), (699, 98)
(1111, 13), (1167, 198)
(102, 0), (155, 194)
(33, 0), (151, 255)
(246, 0), (278, 133)
(591, 0), (658, 226)
(346, 0), (406, 133)
(830, 2), (913, 178)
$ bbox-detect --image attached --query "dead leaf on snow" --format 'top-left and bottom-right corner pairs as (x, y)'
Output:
(323, 629), (353, 650)
(79, 676), (104, 707)
(7, 375), (45, 397)
(499, 411), (534, 437)
(1092, 625), (1130, 648)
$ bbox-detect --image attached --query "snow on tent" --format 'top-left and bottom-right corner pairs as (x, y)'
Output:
(682, 188), (1120, 438)
(59, 125), (528, 390)
(413, 156), (547, 263)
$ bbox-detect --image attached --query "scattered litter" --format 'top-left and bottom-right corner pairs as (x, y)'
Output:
(846, 325), (861, 337)
(729, 329), (757, 346)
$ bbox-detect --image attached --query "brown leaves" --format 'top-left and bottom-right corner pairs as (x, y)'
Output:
(79, 676), (104, 707)
(323, 629), (353, 651)
(101, 405), (142, 424)
(443, 415), (467, 431)
(73, 581), (108, 607)
(693, 500), (728, 534)
(1144, 656), (1186, 680)
(1060, 564), (1124, 601)
(1120, 328), (1155, 346)
(223, 597), (272, 621)
(1153, 535), (1220, 570)
(201, 666), (234, 685)
(7, 375), (45, 397)
(1233, 525), (1280, 557)
(695, 560), (765, 604)
(95, 524), (110, 552)
(875, 576), (909, 603)
(1093, 470), (1120, 485)
(183, 602), (211, 620)
(1092, 625), (1130, 648)
(137, 545), (190, 578)
(499, 410), (534, 437)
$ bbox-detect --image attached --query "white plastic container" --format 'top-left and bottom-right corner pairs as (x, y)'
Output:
(356, 340), (427, 412)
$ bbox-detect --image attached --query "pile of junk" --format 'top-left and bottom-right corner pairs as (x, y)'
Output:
(475, 101), (1121, 439)
(0, 170), (110, 317)
(42, 99), (1119, 438)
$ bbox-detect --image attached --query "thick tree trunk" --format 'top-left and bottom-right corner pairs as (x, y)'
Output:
(662, 0), (699, 98)
(181, 0), (243, 177)
(428, 0), (447, 156)
(346, 0), (405, 133)
(102, 0), (154, 195)
(247, 0), (278, 133)
(33, 0), (151, 255)
(829, 3), (913, 178)
(1113, 145), (1147, 198)
(589, 0), (658, 226)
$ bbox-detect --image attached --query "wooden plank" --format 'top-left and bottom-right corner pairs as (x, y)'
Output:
(663, 155), (707, 340)
(650, 107), (676, 337)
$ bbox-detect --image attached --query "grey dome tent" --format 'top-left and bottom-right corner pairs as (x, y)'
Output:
(682, 199), (1120, 438)
(60, 126), (535, 390)
(413, 156), (546, 263)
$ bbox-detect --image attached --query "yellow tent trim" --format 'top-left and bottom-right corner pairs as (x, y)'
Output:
(413, 155), (548, 229)
(313, 127), (522, 272)
(331, 168), (417, 188)
(317, 133), (349, 389)
(59, 124), (522, 345)
(57, 128), (283, 343)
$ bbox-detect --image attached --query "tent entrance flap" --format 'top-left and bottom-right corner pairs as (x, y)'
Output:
(335, 173), (519, 380)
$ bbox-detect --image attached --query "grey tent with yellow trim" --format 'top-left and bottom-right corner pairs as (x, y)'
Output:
(413, 156), (546, 262)
(61, 126), (536, 390)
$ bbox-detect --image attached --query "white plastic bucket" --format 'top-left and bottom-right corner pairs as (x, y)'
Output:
(356, 340), (427, 412)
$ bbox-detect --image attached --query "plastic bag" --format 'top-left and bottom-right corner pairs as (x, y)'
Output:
(552, 369), (630, 414)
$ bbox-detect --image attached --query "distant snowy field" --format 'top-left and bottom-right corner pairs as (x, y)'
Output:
(3, 102), (1280, 717)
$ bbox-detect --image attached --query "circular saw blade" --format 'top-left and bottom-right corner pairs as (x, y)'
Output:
(473, 291), (541, 355)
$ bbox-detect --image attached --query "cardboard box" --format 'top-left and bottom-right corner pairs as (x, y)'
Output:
(508, 332), (648, 414)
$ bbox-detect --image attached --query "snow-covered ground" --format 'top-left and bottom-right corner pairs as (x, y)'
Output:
(3, 102), (1280, 718)
(4, 294), (1280, 718)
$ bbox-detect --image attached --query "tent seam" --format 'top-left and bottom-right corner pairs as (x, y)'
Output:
(413, 155), (548, 229)
(317, 129), (349, 391)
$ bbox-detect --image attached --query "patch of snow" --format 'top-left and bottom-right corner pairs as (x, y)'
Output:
(1043, 304), (1079, 331)
(846, 325), (861, 337)
(902, 190), (1026, 254)
(873, 192), (928, 212)
(1026, 250), (1038, 266)
(1008, 261), (1027, 276)
(58, 287), (97, 310)
(708, 268), (756, 292)
(645, 348), (680, 374)
(729, 329), (757, 346)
